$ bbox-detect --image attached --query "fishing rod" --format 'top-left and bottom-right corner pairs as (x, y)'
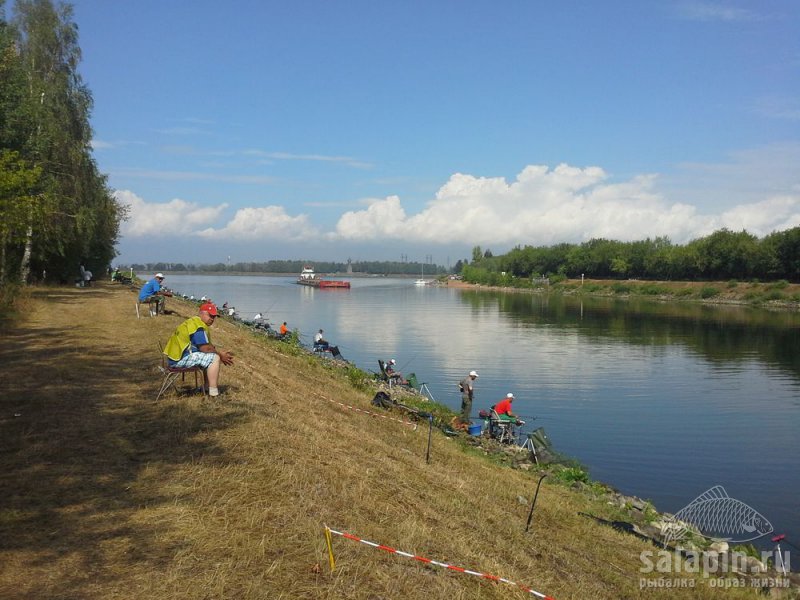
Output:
(397, 353), (418, 374)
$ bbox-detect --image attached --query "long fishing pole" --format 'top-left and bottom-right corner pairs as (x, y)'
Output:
(397, 353), (418, 374)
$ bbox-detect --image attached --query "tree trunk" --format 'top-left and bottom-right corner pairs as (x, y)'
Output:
(19, 224), (33, 285)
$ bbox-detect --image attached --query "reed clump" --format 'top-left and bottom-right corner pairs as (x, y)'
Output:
(0, 283), (763, 599)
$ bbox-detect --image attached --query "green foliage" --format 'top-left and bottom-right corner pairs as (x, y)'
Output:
(699, 286), (720, 299)
(767, 279), (789, 290)
(731, 543), (761, 561)
(553, 466), (590, 484)
(0, 0), (124, 283)
(764, 290), (784, 301)
(727, 280), (738, 288)
(638, 283), (669, 295)
(611, 282), (631, 294)
(674, 287), (693, 297)
(344, 365), (372, 391)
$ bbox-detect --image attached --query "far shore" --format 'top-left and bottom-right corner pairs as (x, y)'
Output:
(444, 276), (800, 310)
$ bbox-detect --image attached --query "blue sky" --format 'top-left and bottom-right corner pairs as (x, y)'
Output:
(66, 0), (800, 267)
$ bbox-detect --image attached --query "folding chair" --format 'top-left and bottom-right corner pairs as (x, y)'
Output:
(489, 409), (520, 445)
(155, 342), (208, 401)
(136, 296), (161, 318)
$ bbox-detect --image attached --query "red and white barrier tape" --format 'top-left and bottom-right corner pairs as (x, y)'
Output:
(325, 527), (555, 599)
(320, 395), (418, 429)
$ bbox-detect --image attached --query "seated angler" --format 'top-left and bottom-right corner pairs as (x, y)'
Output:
(139, 272), (170, 314)
(385, 358), (408, 385)
(163, 303), (234, 397)
(314, 328), (329, 350)
(494, 392), (522, 423)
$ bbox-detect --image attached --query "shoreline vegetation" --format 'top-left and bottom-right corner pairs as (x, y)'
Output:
(1, 283), (797, 598)
(445, 276), (800, 311)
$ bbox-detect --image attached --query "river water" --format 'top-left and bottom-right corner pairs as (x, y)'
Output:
(159, 273), (800, 549)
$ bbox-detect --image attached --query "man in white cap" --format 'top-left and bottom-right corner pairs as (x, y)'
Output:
(385, 358), (407, 385)
(139, 272), (168, 314)
(494, 393), (519, 422)
(458, 370), (479, 426)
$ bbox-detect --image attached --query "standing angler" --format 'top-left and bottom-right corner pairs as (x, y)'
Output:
(459, 370), (479, 427)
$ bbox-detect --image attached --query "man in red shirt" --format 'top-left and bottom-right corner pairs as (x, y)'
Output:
(494, 393), (518, 421)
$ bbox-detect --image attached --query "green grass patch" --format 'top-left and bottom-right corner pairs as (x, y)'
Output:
(767, 279), (789, 290)
(727, 280), (739, 288)
(699, 286), (720, 299)
(764, 290), (785, 302)
(611, 282), (631, 294)
(552, 465), (590, 485)
(638, 283), (669, 295)
(674, 288), (693, 297)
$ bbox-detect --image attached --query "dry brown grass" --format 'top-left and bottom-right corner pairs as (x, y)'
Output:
(0, 283), (765, 599)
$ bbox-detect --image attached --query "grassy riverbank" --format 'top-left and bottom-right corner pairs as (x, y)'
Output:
(0, 283), (789, 599)
(447, 277), (800, 309)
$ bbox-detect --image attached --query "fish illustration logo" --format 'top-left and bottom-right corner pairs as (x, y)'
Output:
(662, 486), (773, 546)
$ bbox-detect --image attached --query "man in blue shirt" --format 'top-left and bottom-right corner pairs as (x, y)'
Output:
(139, 273), (167, 314)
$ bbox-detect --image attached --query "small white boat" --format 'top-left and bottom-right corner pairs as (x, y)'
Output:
(414, 264), (429, 286)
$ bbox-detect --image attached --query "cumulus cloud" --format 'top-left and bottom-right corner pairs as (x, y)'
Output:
(116, 190), (227, 237)
(197, 206), (319, 241)
(117, 160), (800, 252)
(331, 164), (729, 245)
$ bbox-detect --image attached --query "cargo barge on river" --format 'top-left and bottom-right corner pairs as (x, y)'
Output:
(296, 266), (351, 289)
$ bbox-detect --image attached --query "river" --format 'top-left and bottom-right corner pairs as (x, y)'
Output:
(156, 273), (800, 550)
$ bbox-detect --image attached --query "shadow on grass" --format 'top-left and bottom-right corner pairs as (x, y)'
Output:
(0, 316), (250, 595)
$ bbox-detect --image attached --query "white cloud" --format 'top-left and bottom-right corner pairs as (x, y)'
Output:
(719, 196), (800, 234)
(111, 168), (276, 185)
(116, 190), (227, 237)
(243, 149), (372, 169)
(90, 139), (113, 150)
(331, 164), (724, 245)
(197, 206), (319, 241)
(675, 2), (762, 22)
(117, 159), (800, 252)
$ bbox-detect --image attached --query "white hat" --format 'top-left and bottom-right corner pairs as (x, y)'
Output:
(155, 272), (164, 279)
(469, 370), (478, 377)
(506, 393), (514, 399)
(389, 359), (396, 364)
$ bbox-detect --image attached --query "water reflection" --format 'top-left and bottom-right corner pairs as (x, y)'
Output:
(462, 289), (800, 383)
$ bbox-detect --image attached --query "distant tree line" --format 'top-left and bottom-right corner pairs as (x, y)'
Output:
(123, 260), (448, 277)
(460, 228), (800, 286)
(0, 0), (124, 285)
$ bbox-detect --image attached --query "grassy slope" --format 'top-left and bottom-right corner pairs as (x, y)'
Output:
(0, 283), (764, 599)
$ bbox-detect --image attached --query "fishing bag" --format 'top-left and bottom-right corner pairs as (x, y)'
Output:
(371, 391), (393, 409)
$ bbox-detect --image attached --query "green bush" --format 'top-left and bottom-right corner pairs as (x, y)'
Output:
(549, 273), (567, 285)
(727, 280), (738, 288)
(767, 279), (789, 290)
(553, 466), (590, 484)
(764, 290), (784, 301)
(583, 283), (603, 292)
(612, 282), (631, 294)
(699, 286), (720, 299)
(639, 284), (669, 295)
(674, 288), (693, 297)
